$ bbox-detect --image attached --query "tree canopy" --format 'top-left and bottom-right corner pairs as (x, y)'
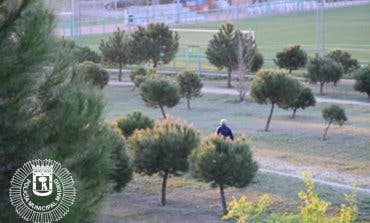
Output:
(307, 57), (344, 94)
(321, 105), (347, 140)
(206, 23), (261, 88)
(250, 70), (301, 131)
(117, 111), (154, 138)
(353, 65), (370, 98)
(100, 28), (135, 81)
(131, 22), (179, 68)
(288, 86), (316, 119)
(176, 71), (203, 110)
(140, 78), (180, 118)
(0, 1), (132, 221)
(326, 49), (359, 74)
(74, 61), (109, 88)
(274, 45), (307, 73)
(128, 118), (200, 206)
(190, 135), (258, 215)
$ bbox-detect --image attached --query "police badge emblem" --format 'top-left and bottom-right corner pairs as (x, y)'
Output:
(9, 159), (76, 223)
(32, 164), (53, 197)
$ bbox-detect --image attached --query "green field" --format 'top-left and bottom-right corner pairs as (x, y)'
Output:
(77, 3), (370, 71)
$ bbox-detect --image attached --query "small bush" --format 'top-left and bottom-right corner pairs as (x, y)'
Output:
(224, 173), (358, 223)
(322, 105), (347, 140)
(75, 61), (109, 88)
(117, 111), (154, 138)
(353, 65), (370, 98)
(130, 67), (149, 88)
(74, 46), (102, 63)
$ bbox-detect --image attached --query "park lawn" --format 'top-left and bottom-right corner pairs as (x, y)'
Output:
(100, 85), (370, 222)
(103, 85), (370, 177)
(97, 169), (370, 222)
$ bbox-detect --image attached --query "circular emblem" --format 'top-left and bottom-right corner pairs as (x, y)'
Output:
(9, 159), (76, 223)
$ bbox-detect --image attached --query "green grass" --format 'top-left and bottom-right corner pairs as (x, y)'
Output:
(77, 3), (370, 71)
(103, 85), (370, 172)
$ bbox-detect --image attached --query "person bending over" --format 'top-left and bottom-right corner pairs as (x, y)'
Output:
(216, 119), (234, 140)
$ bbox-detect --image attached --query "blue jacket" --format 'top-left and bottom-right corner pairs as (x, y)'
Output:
(216, 124), (234, 140)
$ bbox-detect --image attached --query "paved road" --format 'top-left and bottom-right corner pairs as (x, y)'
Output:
(109, 80), (370, 107)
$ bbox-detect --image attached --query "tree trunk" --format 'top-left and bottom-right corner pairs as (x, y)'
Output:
(153, 60), (157, 68)
(118, 62), (123, 82)
(333, 81), (337, 87)
(227, 68), (232, 88)
(159, 105), (166, 119)
(292, 108), (297, 119)
(219, 184), (228, 215)
(265, 103), (275, 131)
(320, 82), (324, 95)
(322, 121), (331, 141)
(187, 98), (191, 110)
(161, 169), (169, 206)
(289, 68), (292, 73)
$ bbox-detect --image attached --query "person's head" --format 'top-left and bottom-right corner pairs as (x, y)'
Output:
(220, 119), (227, 126)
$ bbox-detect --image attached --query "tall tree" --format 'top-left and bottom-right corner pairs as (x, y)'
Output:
(190, 135), (258, 215)
(206, 23), (237, 88)
(321, 105), (347, 141)
(128, 118), (200, 206)
(353, 65), (370, 98)
(140, 78), (180, 119)
(250, 70), (301, 131)
(131, 23), (179, 69)
(206, 23), (262, 88)
(326, 49), (359, 74)
(274, 45), (307, 73)
(307, 57), (343, 95)
(176, 71), (203, 110)
(100, 28), (134, 81)
(0, 1), (132, 221)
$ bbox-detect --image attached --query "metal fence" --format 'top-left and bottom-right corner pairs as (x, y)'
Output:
(52, 0), (369, 37)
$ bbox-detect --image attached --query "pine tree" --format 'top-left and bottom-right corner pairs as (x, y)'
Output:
(0, 1), (132, 221)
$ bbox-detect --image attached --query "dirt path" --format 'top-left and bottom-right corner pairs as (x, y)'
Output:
(109, 81), (370, 107)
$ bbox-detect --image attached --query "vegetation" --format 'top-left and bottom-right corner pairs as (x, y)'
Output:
(130, 67), (150, 89)
(322, 105), (347, 141)
(288, 87), (316, 119)
(117, 111), (154, 138)
(326, 49), (359, 74)
(0, 1), (132, 221)
(131, 23), (179, 68)
(353, 65), (370, 98)
(206, 23), (261, 88)
(307, 57), (344, 94)
(190, 135), (258, 215)
(106, 125), (133, 192)
(100, 28), (135, 81)
(224, 173), (358, 223)
(140, 78), (180, 118)
(176, 71), (203, 110)
(235, 29), (258, 101)
(275, 45), (307, 73)
(74, 61), (109, 88)
(128, 118), (200, 206)
(250, 70), (301, 131)
(73, 45), (102, 64)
